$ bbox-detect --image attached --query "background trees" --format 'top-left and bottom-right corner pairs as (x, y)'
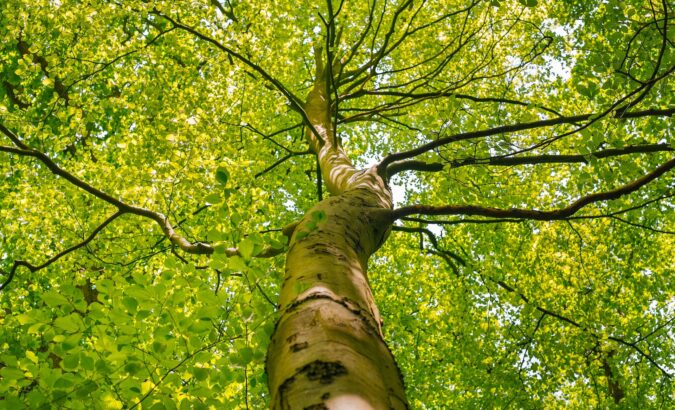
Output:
(0, 0), (673, 408)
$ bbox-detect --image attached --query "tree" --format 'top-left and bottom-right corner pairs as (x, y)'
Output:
(0, 0), (673, 408)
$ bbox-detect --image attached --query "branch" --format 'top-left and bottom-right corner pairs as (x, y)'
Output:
(401, 193), (674, 232)
(153, 11), (325, 143)
(378, 107), (675, 172)
(392, 226), (466, 268)
(129, 334), (238, 409)
(342, 90), (564, 118)
(491, 278), (672, 378)
(1, 125), (287, 262)
(609, 215), (675, 235)
(392, 157), (675, 221)
(401, 216), (525, 225)
(450, 144), (673, 168)
(0, 211), (124, 290)
(615, 0), (669, 115)
(387, 160), (444, 177)
(254, 149), (311, 178)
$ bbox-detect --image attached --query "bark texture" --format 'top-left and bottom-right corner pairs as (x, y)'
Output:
(265, 53), (408, 409)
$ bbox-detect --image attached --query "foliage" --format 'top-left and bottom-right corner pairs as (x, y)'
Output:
(0, 0), (673, 408)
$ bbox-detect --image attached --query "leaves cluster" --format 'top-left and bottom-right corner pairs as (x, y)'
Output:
(1, 0), (673, 408)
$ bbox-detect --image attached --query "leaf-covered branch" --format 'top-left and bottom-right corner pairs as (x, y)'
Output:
(378, 107), (675, 172)
(491, 279), (672, 378)
(0, 124), (285, 285)
(450, 143), (673, 168)
(392, 157), (675, 221)
(0, 211), (123, 290)
(392, 226), (465, 275)
(153, 11), (325, 142)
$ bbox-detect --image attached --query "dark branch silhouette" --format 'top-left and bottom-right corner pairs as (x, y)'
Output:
(392, 157), (675, 221)
(450, 143), (673, 168)
(491, 278), (672, 378)
(0, 211), (123, 290)
(0, 124), (285, 290)
(378, 107), (675, 172)
(154, 11), (326, 142)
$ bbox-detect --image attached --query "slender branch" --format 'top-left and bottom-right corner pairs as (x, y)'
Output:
(154, 11), (325, 142)
(609, 215), (675, 235)
(615, 0), (669, 115)
(0, 211), (124, 290)
(392, 157), (675, 221)
(242, 122), (303, 153)
(392, 226), (465, 267)
(316, 156), (323, 201)
(254, 149), (311, 178)
(635, 316), (675, 344)
(568, 192), (674, 220)
(492, 279), (672, 378)
(451, 144), (673, 168)
(256, 282), (279, 309)
(129, 334), (238, 409)
(342, 90), (564, 118)
(378, 107), (675, 172)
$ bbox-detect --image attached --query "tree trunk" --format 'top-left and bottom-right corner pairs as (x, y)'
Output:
(265, 53), (408, 409)
(266, 181), (407, 409)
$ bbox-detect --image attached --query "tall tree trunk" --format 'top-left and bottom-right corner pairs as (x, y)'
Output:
(265, 54), (408, 409)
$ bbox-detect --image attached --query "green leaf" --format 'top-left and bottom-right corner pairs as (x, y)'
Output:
(229, 255), (248, 272)
(25, 351), (38, 364)
(62, 353), (79, 370)
(231, 347), (254, 366)
(193, 367), (209, 381)
(53, 315), (80, 333)
(122, 296), (138, 312)
(53, 376), (74, 389)
(518, 0), (537, 6)
(213, 242), (229, 254)
(124, 362), (141, 374)
(152, 341), (167, 354)
(80, 354), (95, 371)
(215, 166), (230, 186)
(41, 291), (69, 308)
(0, 367), (25, 381)
(204, 193), (221, 204)
(239, 238), (255, 260)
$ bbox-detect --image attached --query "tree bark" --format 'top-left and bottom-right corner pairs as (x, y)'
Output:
(265, 53), (408, 409)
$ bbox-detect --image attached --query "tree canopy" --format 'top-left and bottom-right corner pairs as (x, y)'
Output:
(0, 0), (673, 408)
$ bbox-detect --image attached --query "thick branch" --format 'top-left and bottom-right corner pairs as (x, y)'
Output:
(387, 160), (444, 177)
(401, 193), (673, 229)
(1, 126), (287, 261)
(392, 157), (675, 221)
